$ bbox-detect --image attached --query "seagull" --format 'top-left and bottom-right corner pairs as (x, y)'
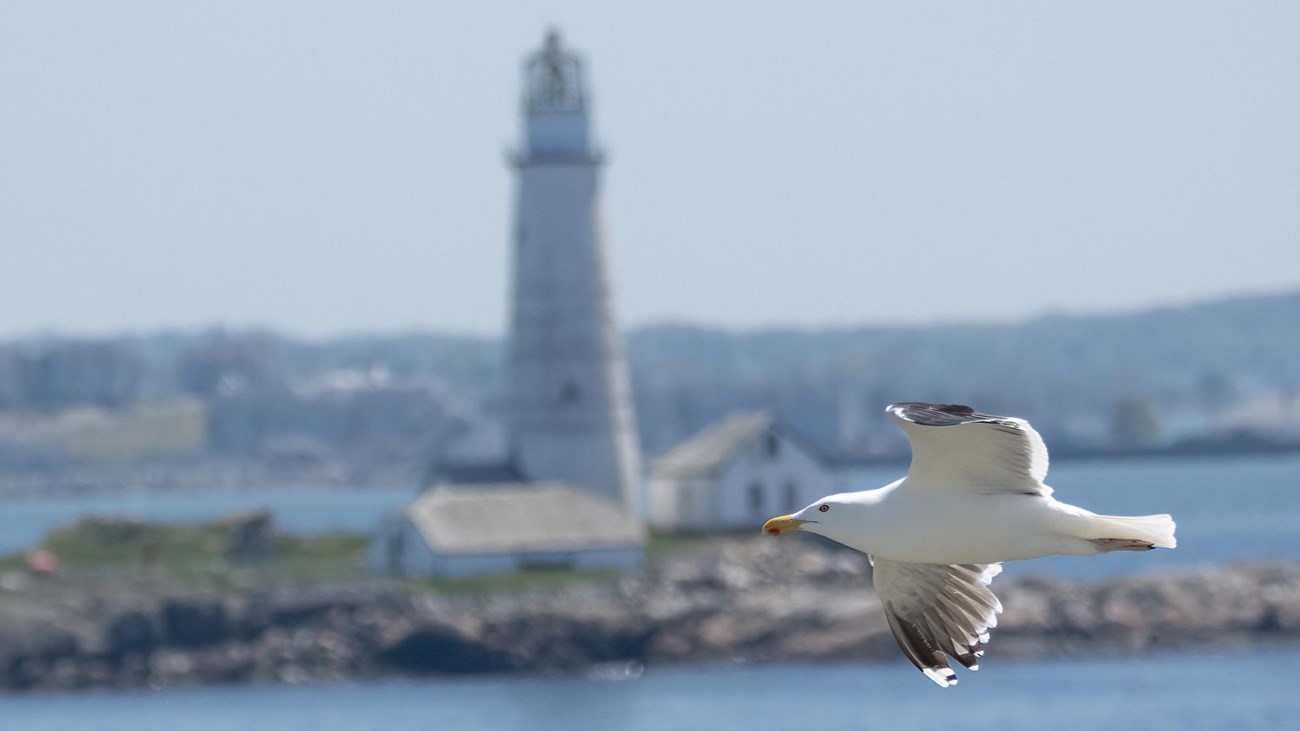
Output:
(763, 402), (1176, 687)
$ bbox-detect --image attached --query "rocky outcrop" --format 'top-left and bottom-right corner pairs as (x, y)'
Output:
(1, 538), (1298, 692)
(379, 621), (512, 674)
(161, 599), (232, 648)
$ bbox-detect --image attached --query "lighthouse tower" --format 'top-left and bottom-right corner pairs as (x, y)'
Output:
(506, 31), (643, 515)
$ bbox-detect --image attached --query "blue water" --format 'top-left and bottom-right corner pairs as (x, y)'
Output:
(1, 650), (1295, 730)
(1, 454), (1297, 578)
(1, 457), (1297, 725)
(848, 453), (1300, 578)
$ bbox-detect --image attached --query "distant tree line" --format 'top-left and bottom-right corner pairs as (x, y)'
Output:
(2, 290), (1297, 460)
(0, 341), (144, 410)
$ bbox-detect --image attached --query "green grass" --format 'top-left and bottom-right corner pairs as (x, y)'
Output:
(13, 516), (659, 596)
(30, 517), (371, 589)
(271, 533), (371, 583)
(43, 519), (224, 568)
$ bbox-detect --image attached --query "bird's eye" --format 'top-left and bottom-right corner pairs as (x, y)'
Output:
(818, 504), (829, 513)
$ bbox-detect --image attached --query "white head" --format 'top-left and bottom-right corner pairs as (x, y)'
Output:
(762, 492), (869, 545)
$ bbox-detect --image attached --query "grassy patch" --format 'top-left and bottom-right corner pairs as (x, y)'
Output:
(15, 516), (672, 597)
(0, 553), (27, 573)
(42, 518), (226, 569)
(271, 533), (370, 583)
(29, 516), (370, 589)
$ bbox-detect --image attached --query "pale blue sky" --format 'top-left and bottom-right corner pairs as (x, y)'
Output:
(2, 2), (1297, 338)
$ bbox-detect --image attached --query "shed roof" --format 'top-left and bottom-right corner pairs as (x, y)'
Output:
(651, 411), (782, 480)
(405, 483), (645, 555)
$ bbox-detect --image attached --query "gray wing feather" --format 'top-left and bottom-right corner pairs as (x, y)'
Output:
(870, 557), (1003, 688)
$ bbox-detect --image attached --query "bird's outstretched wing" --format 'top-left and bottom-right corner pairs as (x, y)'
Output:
(870, 557), (1003, 688)
(886, 402), (1051, 496)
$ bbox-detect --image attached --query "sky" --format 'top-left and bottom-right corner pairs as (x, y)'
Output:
(2, 2), (1298, 338)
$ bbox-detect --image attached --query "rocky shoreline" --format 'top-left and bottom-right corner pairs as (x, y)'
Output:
(3, 538), (1298, 692)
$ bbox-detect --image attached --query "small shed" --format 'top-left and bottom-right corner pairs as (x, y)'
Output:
(371, 483), (645, 578)
(647, 412), (838, 533)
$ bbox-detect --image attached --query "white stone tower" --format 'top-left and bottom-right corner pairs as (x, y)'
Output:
(506, 30), (643, 515)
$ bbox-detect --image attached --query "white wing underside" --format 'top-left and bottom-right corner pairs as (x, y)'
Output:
(887, 402), (1052, 497)
(870, 557), (1004, 688)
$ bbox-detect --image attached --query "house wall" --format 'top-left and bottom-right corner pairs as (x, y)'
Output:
(646, 477), (676, 530)
(430, 552), (519, 578)
(366, 521), (389, 572)
(647, 477), (713, 532)
(374, 520), (445, 576)
(367, 514), (410, 574)
(371, 515), (643, 578)
(648, 428), (835, 534)
(715, 430), (832, 530)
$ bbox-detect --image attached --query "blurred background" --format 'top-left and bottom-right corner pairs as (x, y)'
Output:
(1, 2), (1298, 729)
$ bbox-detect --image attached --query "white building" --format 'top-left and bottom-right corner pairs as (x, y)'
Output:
(385, 31), (646, 578)
(505, 30), (643, 516)
(647, 412), (839, 534)
(371, 483), (645, 578)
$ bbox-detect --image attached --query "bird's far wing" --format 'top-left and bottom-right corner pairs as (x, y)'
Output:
(870, 557), (1003, 688)
(887, 402), (1051, 496)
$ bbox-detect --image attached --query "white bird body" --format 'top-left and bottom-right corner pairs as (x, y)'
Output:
(817, 480), (1154, 565)
(763, 402), (1177, 688)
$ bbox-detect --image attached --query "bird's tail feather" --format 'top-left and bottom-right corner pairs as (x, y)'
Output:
(1088, 513), (1177, 550)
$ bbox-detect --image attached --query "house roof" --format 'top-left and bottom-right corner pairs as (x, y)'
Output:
(405, 483), (645, 555)
(651, 411), (783, 480)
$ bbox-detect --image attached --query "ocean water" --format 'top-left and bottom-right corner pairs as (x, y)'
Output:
(1, 454), (1298, 579)
(1, 649), (1295, 730)
(1, 456), (1297, 725)
(849, 453), (1300, 578)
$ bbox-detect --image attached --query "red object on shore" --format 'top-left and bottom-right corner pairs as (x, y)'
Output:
(25, 550), (61, 575)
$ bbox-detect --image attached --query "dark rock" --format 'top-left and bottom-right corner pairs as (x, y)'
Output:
(161, 599), (231, 648)
(267, 594), (360, 626)
(480, 606), (657, 670)
(379, 623), (512, 674)
(106, 610), (156, 660)
(194, 645), (257, 683)
(0, 626), (80, 690)
(0, 626), (80, 661)
(3, 530), (1300, 694)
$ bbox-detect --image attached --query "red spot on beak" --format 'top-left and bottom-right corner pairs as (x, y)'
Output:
(767, 527), (781, 535)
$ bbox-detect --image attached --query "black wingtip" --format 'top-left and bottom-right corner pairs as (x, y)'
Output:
(889, 402), (997, 426)
(935, 404), (975, 415)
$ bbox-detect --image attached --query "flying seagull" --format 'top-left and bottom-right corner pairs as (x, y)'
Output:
(763, 402), (1176, 687)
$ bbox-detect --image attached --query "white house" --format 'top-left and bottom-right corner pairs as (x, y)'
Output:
(647, 412), (839, 534)
(371, 483), (645, 578)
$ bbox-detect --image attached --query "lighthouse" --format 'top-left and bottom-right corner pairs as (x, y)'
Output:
(506, 30), (643, 515)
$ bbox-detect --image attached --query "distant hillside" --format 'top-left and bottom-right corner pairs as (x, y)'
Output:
(625, 290), (1300, 454)
(5, 290), (1298, 462)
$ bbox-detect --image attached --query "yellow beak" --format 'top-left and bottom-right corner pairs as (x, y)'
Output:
(763, 515), (810, 536)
